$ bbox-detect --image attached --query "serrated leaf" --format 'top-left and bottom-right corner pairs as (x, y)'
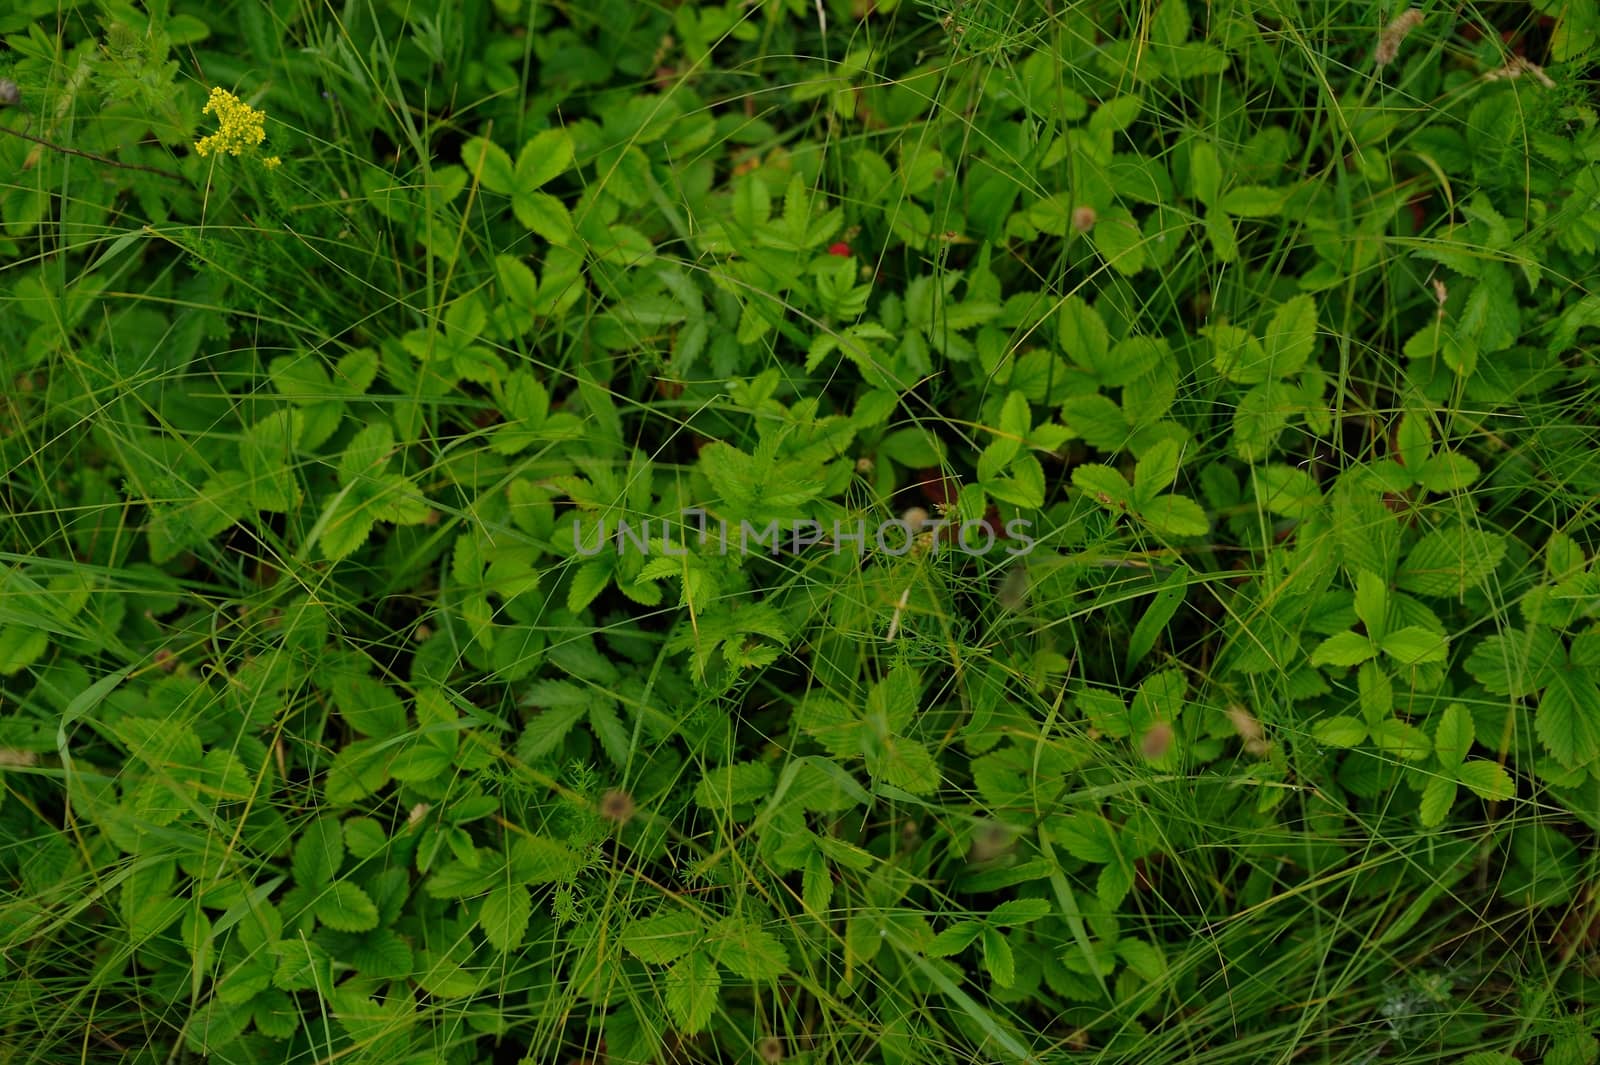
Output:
(1354, 570), (1389, 641)
(1139, 493), (1210, 537)
(293, 816), (345, 887)
(1310, 631), (1376, 668)
(1381, 626), (1449, 665)
(515, 128), (575, 191)
(324, 739), (390, 804)
(1133, 438), (1183, 498)
(866, 736), (941, 795)
(316, 495), (380, 561)
(988, 898), (1053, 926)
(1189, 142), (1220, 205)
(1434, 704), (1475, 766)
(1232, 380), (1294, 460)
(1312, 716), (1368, 746)
(514, 190), (575, 243)
(495, 254), (540, 309)
(567, 558), (613, 614)
(1464, 629), (1564, 697)
(1372, 719), (1432, 760)
(518, 703), (588, 761)
(1218, 185), (1284, 216)
(588, 700), (631, 765)
(1396, 526), (1507, 597)
(1051, 813), (1119, 864)
(1073, 464), (1131, 508)
(1093, 210), (1147, 275)
(1538, 667), (1600, 769)
(802, 851), (833, 914)
(694, 761), (775, 810)
(315, 882), (379, 932)
(273, 940), (334, 992)
(349, 929), (414, 979)
(1097, 860), (1134, 909)
(1058, 296), (1109, 373)
(708, 916), (789, 979)
(1253, 464), (1321, 519)
(1262, 295), (1318, 377)
(1205, 208), (1237, 262)
(982, 927), (1016, 987)
(461, 137), (515, 195)
(665, 951), (720, 1034)
(1206, 323), (1269, 384)
(479, 883), (532, 951)
(794, 697), (861, 759)
(927, 921), (984, 957)
(1416, 452), (1481, 493)
(0, 626), (48, 676)
(1359, 661), (1393, 725)
(622, 911), (702, 964)
(509, 835), (584, 884)
(1457, 761), (1514, 801)
(1419, 774), (1456, 827)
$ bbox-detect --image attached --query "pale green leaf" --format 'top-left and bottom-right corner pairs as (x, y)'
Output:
(1419, 774), (1456, 827)
(622, 911), (702, 965)
(707, 916), (789, 979)
(665, 951), (720, 1034)
(1310, 631), (1375, 668)
(1434, 704), (1474, 766)
(1457, 761), (1514, 801)
(315, 882), (379, 932)
(480, 883), (532, 951)
(1381, 626), (1449, 665)
(515, 128), (575, 191)
(1538, 668), (1600, 769)
(1312, 716), (1367, 747)
(1396, 526), (1507, 597)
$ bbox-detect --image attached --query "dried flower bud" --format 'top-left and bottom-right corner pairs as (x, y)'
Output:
(997, 562), (1030, 611)
(1141, 721), (1174, 761)
(600, 788), (637, 825)
(1375, 9), (1423, 67)
(1226, 705), (1270, 756)
(1483, 56), (1557, 89)
(1071, 205), (1098, 232)
(0, 80), (20, 107)
(968, 819), (1016, 862)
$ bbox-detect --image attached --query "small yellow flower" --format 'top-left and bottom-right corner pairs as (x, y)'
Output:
(262, 156), (281, 170)
(194, 87), (270, 159)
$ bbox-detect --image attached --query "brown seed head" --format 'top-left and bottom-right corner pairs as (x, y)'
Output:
(1375, 8), (1423, 67)
(1226, 705), (1270, 756)
(968, 819), (1016, 862)
(1140, 721), (1174, 761)
(600, 789), (637, 825)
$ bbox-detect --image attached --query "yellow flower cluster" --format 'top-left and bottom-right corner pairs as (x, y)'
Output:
(194, 87), (280, 168)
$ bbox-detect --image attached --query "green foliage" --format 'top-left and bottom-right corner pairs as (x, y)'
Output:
(2, 0), (1599, 1063)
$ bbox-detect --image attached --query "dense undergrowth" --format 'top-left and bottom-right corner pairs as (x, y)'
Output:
(2, 0), (1600, 1062)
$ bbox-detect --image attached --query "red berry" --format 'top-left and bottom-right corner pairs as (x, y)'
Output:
(827, 242), (851, 257)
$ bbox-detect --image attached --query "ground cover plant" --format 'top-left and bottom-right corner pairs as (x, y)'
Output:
(2, 0), (1599, 1062)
